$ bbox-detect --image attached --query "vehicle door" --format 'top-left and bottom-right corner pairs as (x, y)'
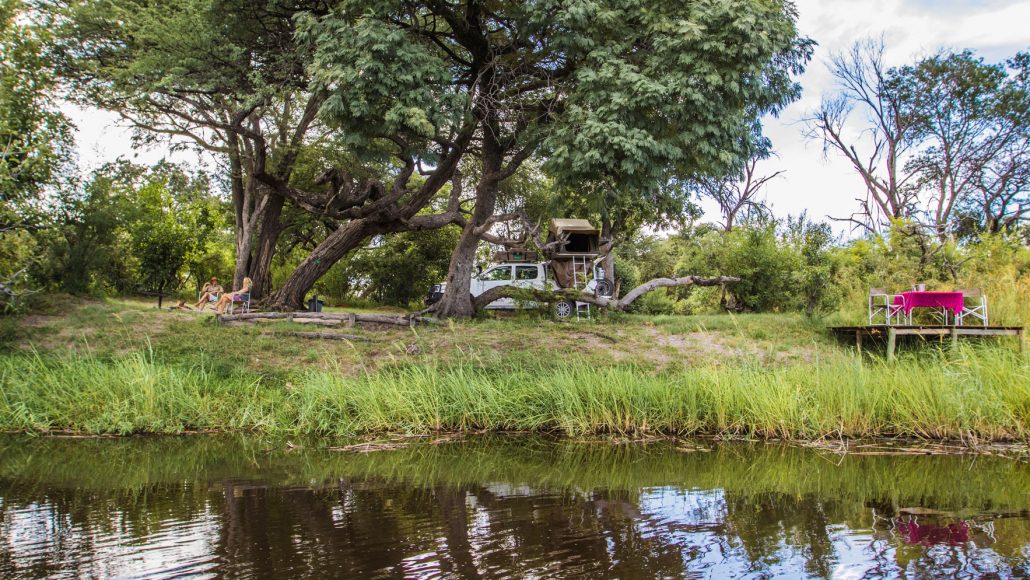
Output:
(511, 264), (543, 309)
(474, 265), (514, 308)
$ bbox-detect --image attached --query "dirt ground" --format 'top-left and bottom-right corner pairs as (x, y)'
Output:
(8, 297), (842, 375)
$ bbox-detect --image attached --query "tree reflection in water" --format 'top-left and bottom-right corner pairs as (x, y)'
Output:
(0, 435), (1028, 578)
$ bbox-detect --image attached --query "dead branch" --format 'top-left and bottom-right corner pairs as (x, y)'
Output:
(469, 275), (740, 312)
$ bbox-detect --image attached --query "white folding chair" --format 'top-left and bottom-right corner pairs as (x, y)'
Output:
(869, 288), (906, 325)
(227, 293), (251, 315)
(956, 288), (987, 327)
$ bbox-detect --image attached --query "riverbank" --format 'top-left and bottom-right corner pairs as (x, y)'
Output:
(0, 298), (1026, 441)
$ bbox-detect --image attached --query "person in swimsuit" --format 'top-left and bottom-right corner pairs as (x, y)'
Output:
(214, 277), (253, 314)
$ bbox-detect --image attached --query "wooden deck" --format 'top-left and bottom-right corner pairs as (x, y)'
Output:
(830, 325), (1025, 360)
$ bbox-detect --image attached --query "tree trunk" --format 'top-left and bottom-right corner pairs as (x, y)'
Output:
(600, 217), (616, 285)
(433, 221), (482, 318)
(269, 219), (383, 310)
(233, 223), (255, 289)
(227, 143), (255, 289)
(434, 142), (503, 319)
(249, 190), (285, 300)
(471, 275), (740, 312)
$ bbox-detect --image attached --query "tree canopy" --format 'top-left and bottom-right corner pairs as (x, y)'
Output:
(0, 0), (73, 232)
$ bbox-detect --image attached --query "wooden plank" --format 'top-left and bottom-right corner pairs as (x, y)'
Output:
(894, 328), (949, 336)
(953, 328), (1023, 336)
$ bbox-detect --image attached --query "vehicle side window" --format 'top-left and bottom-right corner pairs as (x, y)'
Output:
(515, 266), (538, 280)
(480, 266), (512, 281)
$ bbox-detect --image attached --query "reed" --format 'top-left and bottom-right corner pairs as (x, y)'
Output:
(1, 344), (1025, 441)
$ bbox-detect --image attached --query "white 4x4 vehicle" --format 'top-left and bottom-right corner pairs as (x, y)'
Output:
(426, 262), (600, 319)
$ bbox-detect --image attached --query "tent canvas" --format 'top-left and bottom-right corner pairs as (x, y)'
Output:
(548, 218), (600, 256)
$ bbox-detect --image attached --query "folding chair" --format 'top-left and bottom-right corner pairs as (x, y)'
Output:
(869, 288), (906, 325)
(956, 288), (987, 327)
(227, 293), (251, 315)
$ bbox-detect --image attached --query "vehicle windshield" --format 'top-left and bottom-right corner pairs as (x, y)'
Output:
(479, 266), (512, 281)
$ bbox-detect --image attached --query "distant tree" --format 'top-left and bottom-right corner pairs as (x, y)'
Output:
(810, 40), (1029, 236)
(34, 161), (222, 300)
(690, 149), (783, 231)
(899, 51), (1029, 236)
(335, 227), (461, 307)
(807, 38), (921, 233)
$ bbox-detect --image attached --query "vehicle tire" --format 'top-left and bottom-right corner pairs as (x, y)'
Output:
(553, 299), (575, 321)
(594, 278), (615, 298)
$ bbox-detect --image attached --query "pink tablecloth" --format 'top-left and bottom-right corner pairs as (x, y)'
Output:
(893, 291), (964, 315)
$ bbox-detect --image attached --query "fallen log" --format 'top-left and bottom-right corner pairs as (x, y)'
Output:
(216, 311), (438, 326)
(272, 331), (370, 342)
(292, 318), (343, 327)
(469, 275), (741, 313)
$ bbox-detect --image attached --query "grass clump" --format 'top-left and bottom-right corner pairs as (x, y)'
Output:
(294, 346), (1028, 440)
(0, 349), (285, 434)
(3, 343), (1023, 441)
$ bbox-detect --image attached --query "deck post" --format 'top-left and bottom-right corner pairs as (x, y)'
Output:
(855, 330), (862, 353)
(886, 327), (897, 362)
(1020, 329), (1025, 354)
(950, 326), (959, 351)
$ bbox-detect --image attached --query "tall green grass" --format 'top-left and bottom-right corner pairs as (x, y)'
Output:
(0, 349), (285, 434)
(1, 346), (1027, 440)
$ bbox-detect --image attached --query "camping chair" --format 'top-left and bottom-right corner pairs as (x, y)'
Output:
(869, 288), (906, 325)
(227, 293), (251, 315)
(956, 288), (988, 327)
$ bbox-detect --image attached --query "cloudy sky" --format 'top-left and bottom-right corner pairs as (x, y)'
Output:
(65, 0), (1030, 233)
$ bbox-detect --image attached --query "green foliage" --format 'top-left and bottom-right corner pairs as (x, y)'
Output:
(540, 0), (812, 190)
(0, 0), (74, 228)
(33, 161), (229, 296)
(832, 226), (1030, 325)
(1, 344), (1026, 440)
(328, 226), (460, 307)
(896, 50), (1030, 234)
(301, 0), (812, 223)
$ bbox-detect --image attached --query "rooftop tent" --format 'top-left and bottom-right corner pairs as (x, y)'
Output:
(548, 218), (600, 256)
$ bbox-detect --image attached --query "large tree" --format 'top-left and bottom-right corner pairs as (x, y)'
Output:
(807, 39), (921, 232)
(301, 0), (811, 317)
(51, 0), (325, 298)
(54, 0), (477, 309)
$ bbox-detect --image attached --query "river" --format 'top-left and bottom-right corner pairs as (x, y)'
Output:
(0, 435), (1027, 578)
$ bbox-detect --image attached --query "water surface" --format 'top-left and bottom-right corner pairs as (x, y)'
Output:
(1, 435), (1028, 578)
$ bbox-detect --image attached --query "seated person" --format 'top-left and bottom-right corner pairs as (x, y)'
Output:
(214, 277), (253, 314)
(195, 277), (223, 311)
